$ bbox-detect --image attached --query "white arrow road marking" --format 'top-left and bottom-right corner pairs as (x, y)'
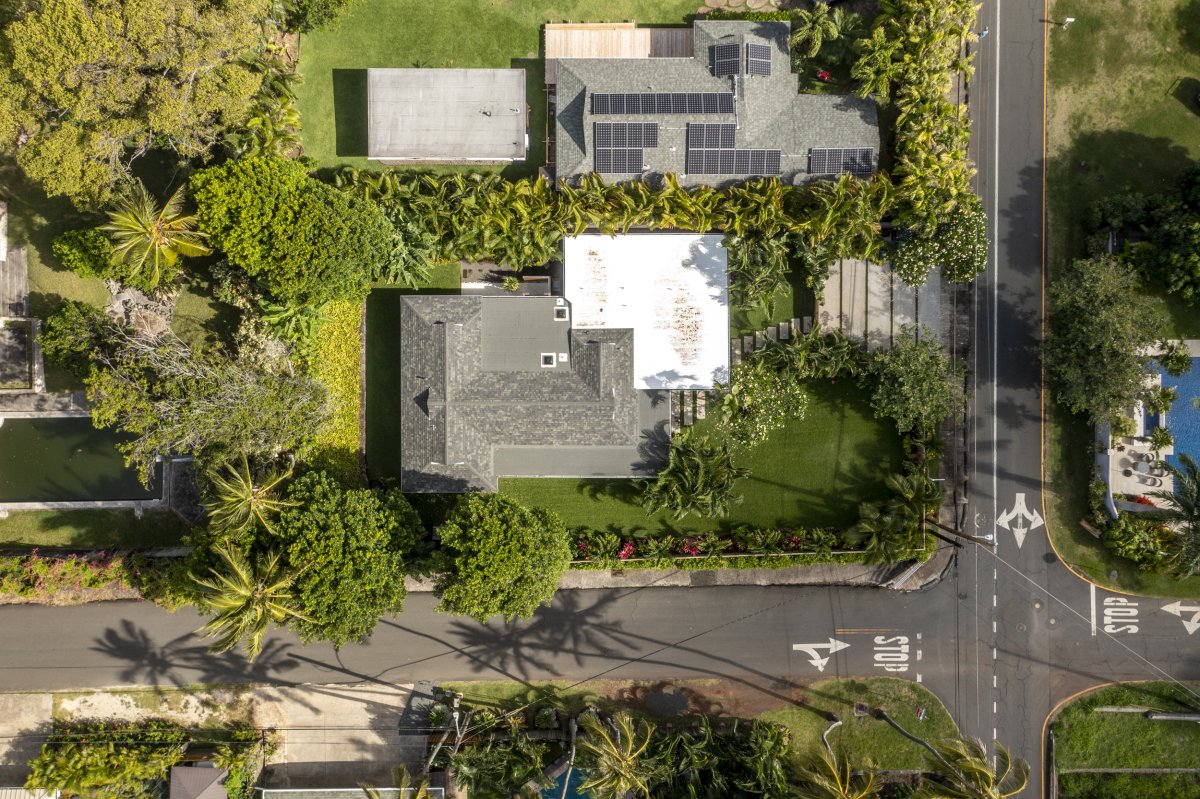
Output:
(1162, 601), (1200, 635)
(792, 638), (851, 672)
(996, 493), (1043, 548)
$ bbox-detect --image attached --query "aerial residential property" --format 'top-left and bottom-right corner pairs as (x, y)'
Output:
(3, 0), (1199, 797)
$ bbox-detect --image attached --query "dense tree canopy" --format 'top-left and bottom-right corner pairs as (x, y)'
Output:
(38, 300), (116, 377)
(26, 720), (186, 799)
(891, 194), (989, 285)
(434, 494), (571, 622)
(867, 327), (963, 435)
(1045, 256), (1165, 425)
(0, 0), (266, 207)
(85, 330), (330, 482)
(273, 472), (423, 646)
(191, 157), (396, 306)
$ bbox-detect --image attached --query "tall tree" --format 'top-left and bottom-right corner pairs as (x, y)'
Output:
(795, 747), (880, 799)
(792, 3), (840, 58)
(1044, 256), (1165, 425)
(102, 181), (210, 290)
(190, 156), (398, 306)
(0, 0), (265, 207)
(433, 494), (571, 622)
(203, 455), (295, 536)
(577, 713), (661, 799)
(274, 471), (423, 646)
(920, 738), (1029, 799)
(191, 544), (310, 661)
(867, 327), (963, 435)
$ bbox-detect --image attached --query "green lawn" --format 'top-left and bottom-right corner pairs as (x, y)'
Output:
(0, 509), (189, 548)
(729, 269), (815, 339)
(294, 0), (700, 175)
(444, 677), (959, 772)
(1052, 682), (1200, 770)
(501, 380), (902, 533)
(1044, 0), (1200, 595)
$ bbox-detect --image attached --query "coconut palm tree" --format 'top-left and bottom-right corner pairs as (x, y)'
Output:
(1150, 453), (1200, 576)
(577, 712), (660, 799)
(361, 766), (433, 799)
(191, 544), (310, 660)
(792, 3), (840, 59)
(102, 181), (210, 289)
(203, 455), (296, 536)
(1148, 426), (1175, 457)
(641, 430), (749, 520)
(919, 738), (1029, 799)
(795, 746), (879, 799)
(844, 501), (919, 563)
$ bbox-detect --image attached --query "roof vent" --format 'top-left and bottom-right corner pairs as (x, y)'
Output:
(541, 353), (557, 368)
(554, 306), (569, 321)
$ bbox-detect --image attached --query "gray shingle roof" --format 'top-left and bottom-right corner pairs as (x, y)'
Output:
(553, 20), (879, 187)
(399, 295), (669, 492)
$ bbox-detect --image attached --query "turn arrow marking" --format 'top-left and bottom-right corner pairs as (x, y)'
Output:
(1162, 601), (1200, 635)
(996, 493), (1043, 549)
(792, 638), (851, 672)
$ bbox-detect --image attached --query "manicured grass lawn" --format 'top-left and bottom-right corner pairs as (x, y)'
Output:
(1052, 682), (1200, 769)
(294, 0), (700, 174)
(0, 509), (188, 548)
(1044, 0), (1200, 595)
(444, 677), (959, 772)
(501, 380), (902, 533)
(729, 269), (815, 338)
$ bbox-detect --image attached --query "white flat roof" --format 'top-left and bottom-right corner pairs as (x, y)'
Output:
(367, 68), (527, 161)
(564, 233), (729, 390)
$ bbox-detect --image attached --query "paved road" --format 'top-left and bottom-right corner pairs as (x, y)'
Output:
(1, 4), (1198, 798)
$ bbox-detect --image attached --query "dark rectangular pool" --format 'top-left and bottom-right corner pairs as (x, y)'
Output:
(0, 417), (159, 502)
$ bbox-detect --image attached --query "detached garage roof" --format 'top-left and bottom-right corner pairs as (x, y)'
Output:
(564, 233), (730, 390)
(367, 68), (528, 162)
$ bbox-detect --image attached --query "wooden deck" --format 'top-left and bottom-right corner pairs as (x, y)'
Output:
(544, 23), (693, 83)
(0, 247), (26, 318)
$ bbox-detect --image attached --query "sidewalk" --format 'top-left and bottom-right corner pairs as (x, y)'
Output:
(405, 543), (958, 594)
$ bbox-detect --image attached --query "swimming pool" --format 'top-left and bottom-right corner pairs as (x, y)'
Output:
(1159, 357), (1200, 470)
(541, 768), (589, 799)
(0, 417), (158, 502)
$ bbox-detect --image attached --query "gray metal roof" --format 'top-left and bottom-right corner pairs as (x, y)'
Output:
(169, 767), (228, 799)
(399, 295), (670, 492)
(553, 20), (879, 187)
(367, 68), (527, 162)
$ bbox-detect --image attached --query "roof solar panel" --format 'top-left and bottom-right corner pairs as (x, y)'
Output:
(686, 123), (782, 175)
(712, 43), (741, 76)
(809, 147), (876, 175)
(591, 92), (735, 115)
(746, 43), (772, 77)
(593, 122), (656, 174)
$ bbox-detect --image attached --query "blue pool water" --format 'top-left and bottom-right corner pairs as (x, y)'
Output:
(541, 768), (589, 799)
(1159, 357), (1200, 469)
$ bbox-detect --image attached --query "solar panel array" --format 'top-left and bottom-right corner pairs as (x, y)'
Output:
(591, 92), (735, 115)
(685, 123), (781, 176)
(594, 122), (659, 174)
(712, 43), (741, 76)
(746, 43), (772, 76)
(809, 147), (876, 175)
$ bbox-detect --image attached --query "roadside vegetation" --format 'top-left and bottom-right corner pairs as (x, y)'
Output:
(1046, 0), (1200, 594)
(1051, 682), (1200, 799)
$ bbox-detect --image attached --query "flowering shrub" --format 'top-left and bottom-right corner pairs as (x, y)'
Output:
(891, 196), (988, 286)
(0, 550), (139, 603)
(572, 527), (848, 564)
(618, 542), (635, 560)
(1131, 495), (1156, 506)
(715, 359), (810, 447)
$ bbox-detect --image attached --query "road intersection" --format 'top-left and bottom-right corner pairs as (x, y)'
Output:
(0, 4), (1197, 798)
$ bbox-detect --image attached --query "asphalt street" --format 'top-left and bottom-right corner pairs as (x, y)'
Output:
(1, 5), (1199, 799)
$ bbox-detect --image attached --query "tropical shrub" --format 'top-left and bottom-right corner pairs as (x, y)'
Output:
(1102, 514), (1172, 570)
(1159, 340), (1193, 378)
(726, 234), (792, 312)
(0, 551), (137, 603)
(191, 156), (397, 306)
(52, 229), (117, 281)
(285, 0), (355, 32)
(274, 471), (423, 645)
(433, 494), (571, 622)
(26, 720), (187, 799)
(102, 181), (210, 290)
(716, 357), (810, 447)
(38, 300), (119, 378)
(891, 194), (989, 285)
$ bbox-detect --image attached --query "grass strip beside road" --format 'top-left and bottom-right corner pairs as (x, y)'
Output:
(0, 509), (188, 549)
(444, 677), (959, 772)
(1052, 682), (1200, 770)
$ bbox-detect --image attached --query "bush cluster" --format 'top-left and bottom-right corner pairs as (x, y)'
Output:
(0, 550), (136, 602)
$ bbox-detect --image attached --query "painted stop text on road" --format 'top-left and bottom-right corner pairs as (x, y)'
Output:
(1103, 596), (1139, 634)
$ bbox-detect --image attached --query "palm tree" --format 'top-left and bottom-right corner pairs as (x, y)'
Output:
(640, 430), (749, 520)
(361, 766), (433, 799)
(885, 469), (946, 523)
(191, 544), (310, 660)
(102, 180), (210, 289)
(1150, 453), (1200, 576)
(795, 746), (879, 799)
(844, 501), (919, 563)
(1148, 425), (1174, 457)
(792, 3), (839, 59)
(577, 712), (660, 799)
(919, 738), (1029, 799)
(204, 455), (296, 536)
